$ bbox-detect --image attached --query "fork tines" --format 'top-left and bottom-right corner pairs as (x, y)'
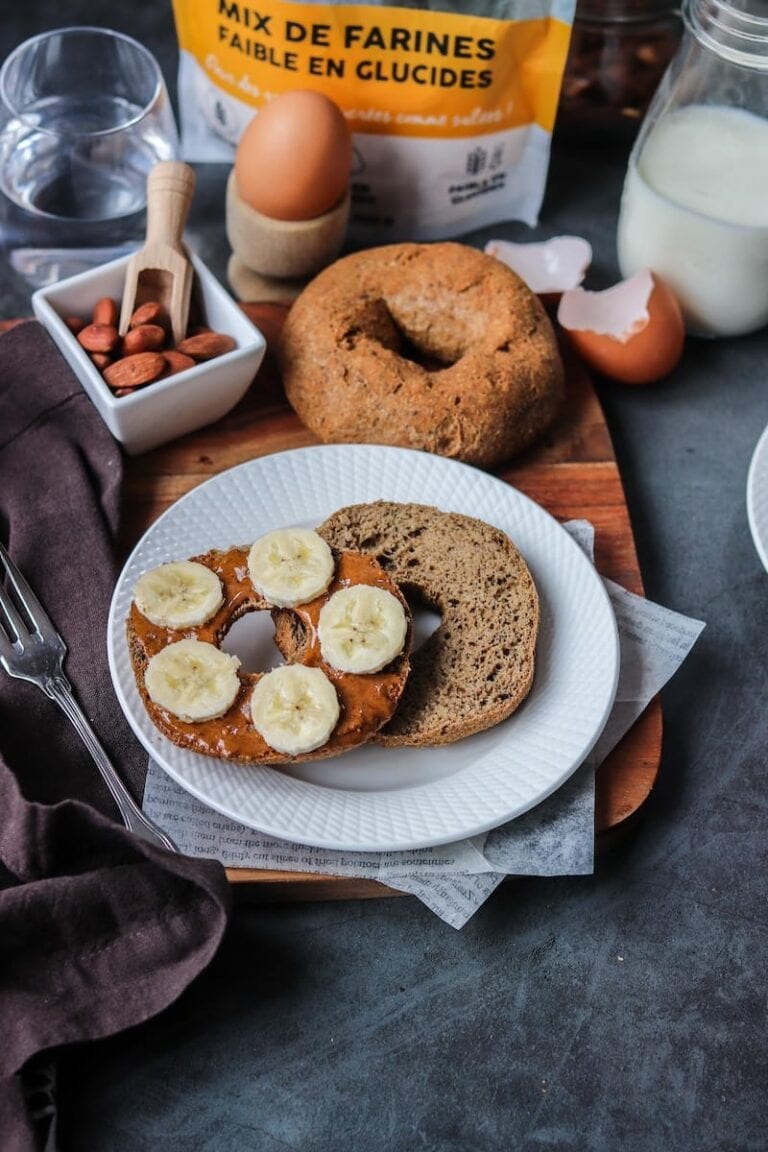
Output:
(0, 540), (57, 645)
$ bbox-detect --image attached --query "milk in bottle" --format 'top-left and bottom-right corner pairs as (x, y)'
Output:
(615, 0), (768, 338)
(618, 104), (768, 337)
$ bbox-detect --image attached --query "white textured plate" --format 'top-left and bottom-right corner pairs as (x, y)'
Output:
(747, 421), (768, 574)
(108, 445), (619, 850)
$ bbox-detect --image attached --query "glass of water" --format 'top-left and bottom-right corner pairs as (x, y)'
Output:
(0, 26), (179, 287)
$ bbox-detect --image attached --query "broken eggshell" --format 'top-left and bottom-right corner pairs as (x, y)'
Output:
(484, 235), (593, 296)
(557, 269), (685, 385)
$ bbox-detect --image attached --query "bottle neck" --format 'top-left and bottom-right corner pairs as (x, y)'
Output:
(684, 0), (768, 69)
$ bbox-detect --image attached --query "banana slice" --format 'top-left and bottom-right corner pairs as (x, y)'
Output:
(250, 664), (340, 756)
(318, 585), (407, 674)
(144, 639), (240, 723)
(134, 561), (224, 629)
(248, 528), (334, 607)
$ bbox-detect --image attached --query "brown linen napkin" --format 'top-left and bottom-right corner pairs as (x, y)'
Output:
(0, 322), (232, 1151)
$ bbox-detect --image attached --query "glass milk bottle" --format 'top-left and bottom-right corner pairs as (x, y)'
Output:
(616, 0), (768, 337)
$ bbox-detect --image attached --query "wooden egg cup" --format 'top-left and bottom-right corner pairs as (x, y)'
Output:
(225, 170), (350, 302)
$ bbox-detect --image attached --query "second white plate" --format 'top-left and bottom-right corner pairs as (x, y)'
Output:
(747, 420), (768, 574)
(108, 445), (619, 851)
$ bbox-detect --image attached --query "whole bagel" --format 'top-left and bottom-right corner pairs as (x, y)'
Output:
(278, 242), (564, 468)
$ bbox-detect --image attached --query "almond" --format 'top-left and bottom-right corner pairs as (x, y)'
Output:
(64, 315), (85, 335)
(129, 301), (168, 329)
(92, 297), (119, 327)
(176, 332), (236, 360)
(77, 323), (120, 354)
(90, 352), (112, 369)
(103, 352), (166, 390)
(123, 323), (166, 355)
(162, 350), (197, 376)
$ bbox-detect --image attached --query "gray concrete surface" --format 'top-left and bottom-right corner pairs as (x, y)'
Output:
(2, 4), (767, 1150)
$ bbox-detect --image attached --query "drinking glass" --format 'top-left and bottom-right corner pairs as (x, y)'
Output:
(0, 26), (179, 287)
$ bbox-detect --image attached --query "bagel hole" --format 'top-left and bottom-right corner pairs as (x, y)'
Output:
(402, 587), (442, 653)
(220, 610), (287, 673)
(395, 328), (457, 373)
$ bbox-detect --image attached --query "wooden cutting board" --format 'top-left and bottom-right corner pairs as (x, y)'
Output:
(120, 303), (662, 899)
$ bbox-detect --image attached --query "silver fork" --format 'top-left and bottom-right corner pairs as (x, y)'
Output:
(0, 541), (177, 853)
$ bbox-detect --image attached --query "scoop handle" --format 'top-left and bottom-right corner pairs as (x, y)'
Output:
(145, 161), (196, 249)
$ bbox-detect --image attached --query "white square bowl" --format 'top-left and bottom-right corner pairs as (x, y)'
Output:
(32, 251), (266, 455)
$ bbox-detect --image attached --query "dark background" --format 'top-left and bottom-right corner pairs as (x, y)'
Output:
(2, 3), (768, 1150)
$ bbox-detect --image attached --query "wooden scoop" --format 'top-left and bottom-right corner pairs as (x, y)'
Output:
(119, 161), (196, 346)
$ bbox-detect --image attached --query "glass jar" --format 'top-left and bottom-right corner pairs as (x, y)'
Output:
(558, 0), (682, 142)
(616, 0), (768, 337)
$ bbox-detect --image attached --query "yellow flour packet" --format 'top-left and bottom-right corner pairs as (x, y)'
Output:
(172, 0), (575, 239)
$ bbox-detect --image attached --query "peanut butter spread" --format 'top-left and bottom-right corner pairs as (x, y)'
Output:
(127, 546), (411, 764)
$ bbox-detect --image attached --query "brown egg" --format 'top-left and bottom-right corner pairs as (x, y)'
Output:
(557, 270), (685, 385)
(234, 90), (352, 222)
